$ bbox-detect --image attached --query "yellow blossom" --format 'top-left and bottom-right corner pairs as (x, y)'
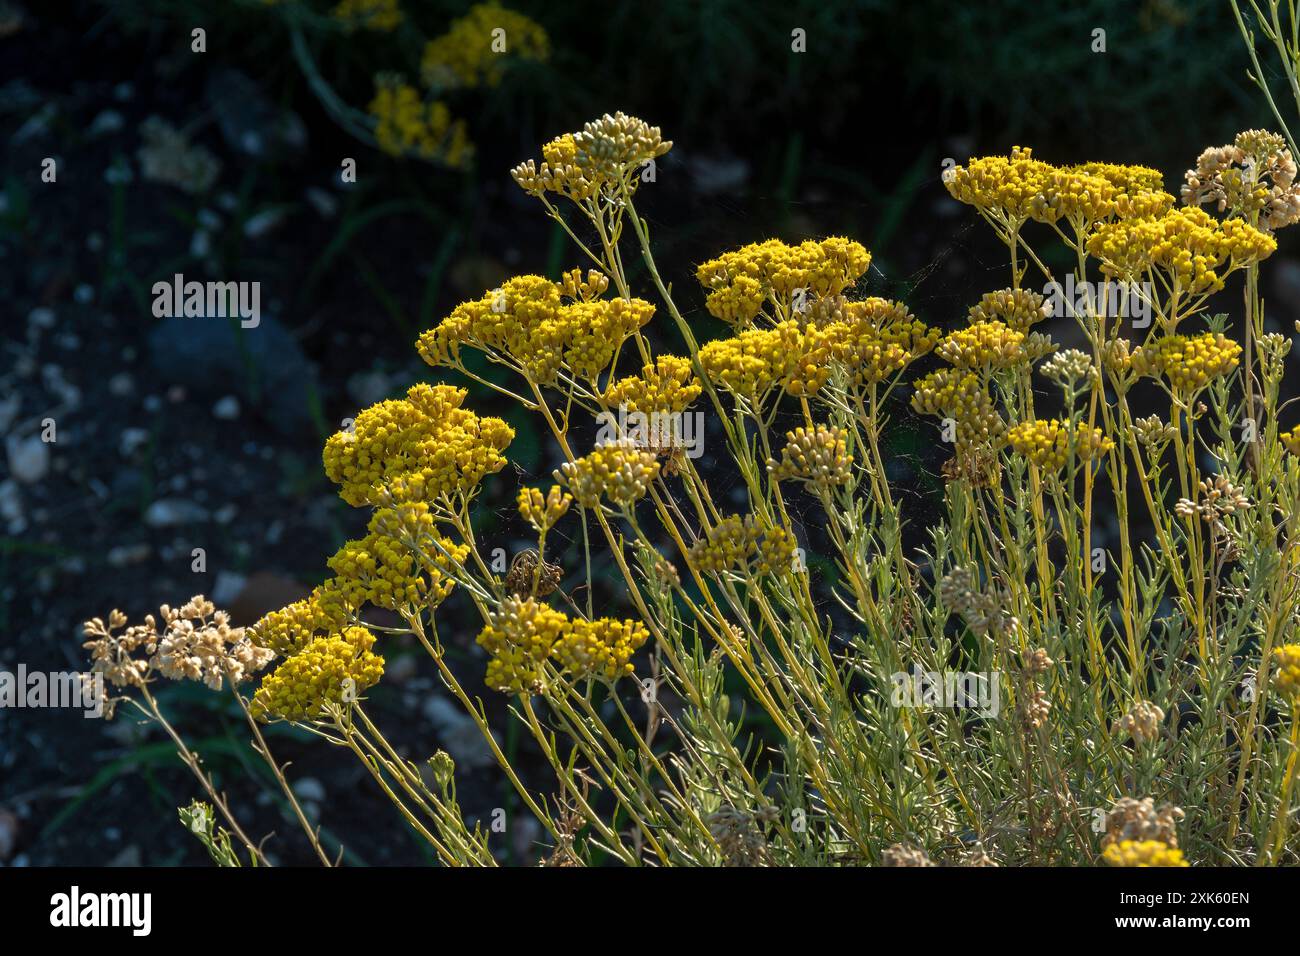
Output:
(1102, 839), (1189, 867)
(251, 627), (385, 722)
(1006, 419), (1113, 470)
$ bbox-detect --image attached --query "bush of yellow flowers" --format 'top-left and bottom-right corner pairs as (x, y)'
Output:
(86, 113), (1300, 869)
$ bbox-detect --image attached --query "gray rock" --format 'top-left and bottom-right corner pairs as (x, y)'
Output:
(5, 434), (49, 484)
(143, 498), (210, 528)
(148, 314), (317, 435)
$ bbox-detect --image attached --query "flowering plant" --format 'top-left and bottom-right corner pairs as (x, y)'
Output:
(89, 111), (1300, 868)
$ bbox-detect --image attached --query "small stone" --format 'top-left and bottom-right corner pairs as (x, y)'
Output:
(118, 428), (149, 457)
(212, 395), (240, 420)
(211, 571), (246, 607)
(5, 434), (49, 484)
(243, 208), (286, 239)
(143, 498), (210, 528)
(292, 777), (326, 803)
(213, 503), (238, 525)
(27, 307), (55, 330)
(0, 395), (20, 433)
(106, 544), (151, 567)
(0, 480), (24, 534)
(108, 373), (134, 398)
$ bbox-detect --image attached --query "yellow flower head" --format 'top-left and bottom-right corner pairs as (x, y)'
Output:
(251, 627), (385, 722)
(689, 514), (797, 576)
(936, 320), (1027, 370)
(1006, 419), (1113, 470)
(421, 3), (548, 89)
(943, 146), (1053, 221)
(910, 368), (1005, 444)
(603, 355), (702, 415)
(699, 321), (831, 399)
(327, 504), (469, 612)
(518, 485), (572, 533)
(323, 383), (514, 508)
(511, 113), (671, 201)
(551, 617), (650, 683)
(250, 582), (356, 657)
(554, 442), (660, 509)
(1102, 839), (1189, 867)
(695, 237), (871, 325)
(417, 273), (652, 383)
(368, 80), (471, 167)
(815, 298), (938, 384)
(1271, 644), (1300, 699)
(1129, 333), (1241, 395)
(967, 288), (1050, 332)
(477, 596), (570, 694)
(768, 424), (853, 489)
(1086, 207), (1275, 295)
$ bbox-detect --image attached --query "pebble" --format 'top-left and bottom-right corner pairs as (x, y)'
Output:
(0, 395), (20, 433)
(5, 434), (49, 484)
(292, 777), (326, 803)
(210, 571), (246, 607)
(27, 307), (55, 330)
(106, 543), (151, 567)
(213, 503), (238, 525)
(423, 696), (496, 770)
(212, 395), (240, 420)
(107, 372), (134, 397)
(0, 480), (24, 534)
(143, 498), (210, 528)
(118, 428), (149, 457)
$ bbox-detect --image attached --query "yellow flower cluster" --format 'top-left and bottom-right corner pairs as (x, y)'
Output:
(327, 504), (469, 612)
(518, 485), (572, 533)
(695, 238), (871, 325)
(967, 288), (1050, 332)
(323, 383), (514, 508)
(699, 321), (831, 399)
(251, 626), (385, 722)
(1281, 426), (1300, 456)
(331, 0), (402, 31)
(368, 81), (471, 168)
(815, 298), (939, 384)
(935, 321), (1027, 370)
(1271, 644), (1300, 699)
(602, 355), (702, 414)
(944, 146), (1051, 221)
(1005, 419), (1114, 470)
(552, 618), (650, 683)
(1086, 207), (1275, 295)
(511, 112), (672, 201)
(1102, 840), (1189, 867)
(688, 514), (797, 576)
(1129, 333), (1242, 395)
(946, 146), (1173, 225)
(250, 582), (356, 656)
(417, 273), (654, 384)
(554, 442), (660, 509)
(476, 597), (648, 693)
(910, 368), (1005, 445)
(768, 424), (853, 489)
(421, 3), (549, 89)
